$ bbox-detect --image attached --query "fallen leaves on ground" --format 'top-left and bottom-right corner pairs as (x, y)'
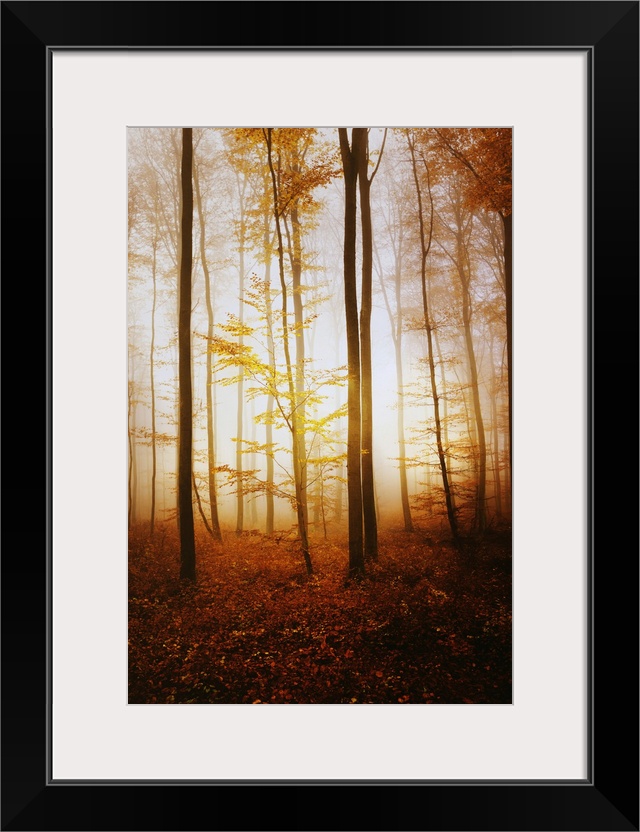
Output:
(128, 524), (511, 704)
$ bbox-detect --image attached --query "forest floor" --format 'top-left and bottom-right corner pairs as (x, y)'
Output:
(128, 522), (512, 704)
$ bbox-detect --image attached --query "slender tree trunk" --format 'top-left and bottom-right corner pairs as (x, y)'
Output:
(263, 200), (276, 535)
(194, 160), (222, 541)
(377, 251), (413, 532)
(128, 186), (136, 530)
(453, 361), (475, 483)
(235, 178), (247, 536)
(407, 132), (459, 542)
(193, 471), (215, 538)
(161, 450), (166, 519)
(392, 264), (413, 532)
(491, 380), (503, 522)
(174, 143), (183, 536)
(504, 443), (512, 515)
(434, 329), (456, 511)
(178, 127), (196, 581)
(132, 430), (138, 525)
(491, 348), (503, 521)
(265, 129), (312, 575)
(424, 459), (434, 516)
(339, 128), (366, 578)
(464, 377), (480, 510)
(356, 134), (378, 560)
(128, 378), (135, 529)
(502, 212), (512, 480)
(332, 337), (344, 526)
(320, 470), (328, 540)
(395, 342), (413, 532)
(333, 458), (345, 526)
(456, 231), (487, 533)
(265, 392), (275, 533)
(249, 397), (258, 528)
(173, 368), (180, 530)
(289, 202), (309, 533)
(149, 234), (158, 538)
(313, 443), (322, 533)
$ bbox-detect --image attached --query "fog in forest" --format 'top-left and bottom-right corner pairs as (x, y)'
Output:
(128, 127), (510, 544)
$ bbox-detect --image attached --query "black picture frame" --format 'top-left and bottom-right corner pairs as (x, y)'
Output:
(2, 2), (638, 830)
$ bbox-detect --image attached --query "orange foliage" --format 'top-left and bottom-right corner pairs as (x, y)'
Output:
(128, 524), (511, 705)
(433, 127), (512, 217)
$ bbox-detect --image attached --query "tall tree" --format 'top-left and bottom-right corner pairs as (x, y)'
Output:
(234, 170), (249, 536)
(127, 179), (139, 531)
(134, 128), (183, 528)
(283, 145), (309, 534)
(178, 127), (196, 581)
(433, 128), (511, 475)
(222, 129), (270, 535)
(356, 129), (386, 560)
(375, 167), (413, 533)
(278, 128), (337, 537)
(489, 336), (504, 522)
(407, 130), (459, 543)
(260, 171), (277, 535)
(338, 128), (366, 579)
(265, 128), (313, 575)
(193, 153), (223, 541)
(433, 327), (456, 515)
(437, 182), (487, 533)
(148, 186), (160, 538)
(128, 350), (138, 529)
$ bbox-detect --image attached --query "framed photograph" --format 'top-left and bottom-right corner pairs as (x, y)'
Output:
(3, 2), (637, 830)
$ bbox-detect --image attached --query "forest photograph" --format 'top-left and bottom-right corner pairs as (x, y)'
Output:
(128, 126), (512, 705)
